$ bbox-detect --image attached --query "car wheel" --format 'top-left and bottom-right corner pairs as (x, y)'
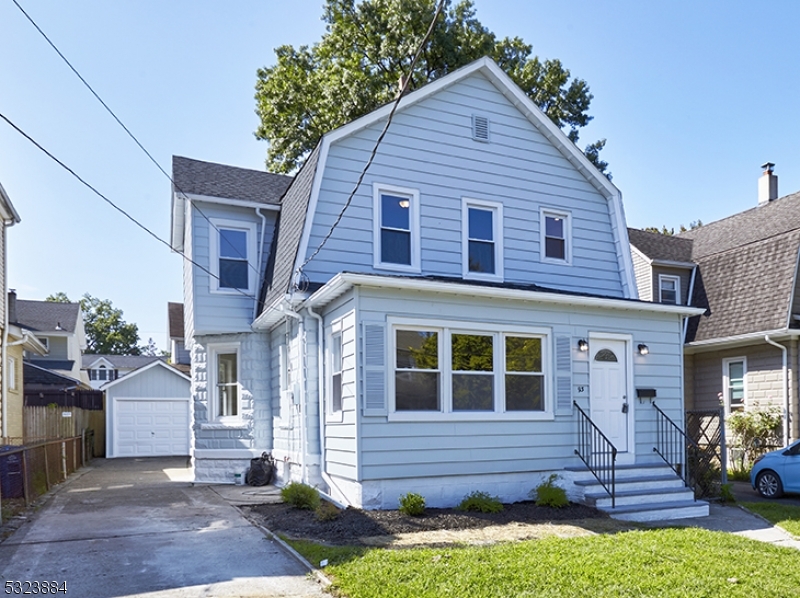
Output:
(756, 470), (784, 498)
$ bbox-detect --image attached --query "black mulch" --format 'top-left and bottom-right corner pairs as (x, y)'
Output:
(244, 501), (606, 546)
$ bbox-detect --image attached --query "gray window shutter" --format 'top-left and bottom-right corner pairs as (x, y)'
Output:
(554, 335), (573, 416)
(362, 322), (388, 416)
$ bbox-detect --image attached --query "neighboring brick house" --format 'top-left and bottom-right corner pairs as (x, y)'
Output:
(629, 164), (800, 446)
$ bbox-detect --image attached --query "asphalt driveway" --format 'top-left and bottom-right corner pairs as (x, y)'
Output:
(0, 457), (326, 598)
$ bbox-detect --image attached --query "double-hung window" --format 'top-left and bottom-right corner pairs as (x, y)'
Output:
(373, 183), (420, 272)
(391, 320), (549, 418)
(462, 199), (503, 281)
(330, 332), (343, 414)
(541, 209), (571, 264)
(8, 356), (16, 391)
(723, 357), (746, 414)
(210, 344), (240, 422)
(209, 219), (257, 294)
(658, 275), (680, 305)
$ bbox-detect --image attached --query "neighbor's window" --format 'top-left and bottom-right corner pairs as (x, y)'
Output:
(216, 351), (239, 418)
(392, 323), (548, 416)
(541, 209), (571, 263)
(659, 275), (680, 305)
(463, 199), (503, 280)
(373, 184), (420, 271)
(209, 219), (257, 293)
(331, 333), (343, 413)
(8, 356), (16, 390)
(395, 329), (440, 411)
(724, 358), (745, 413)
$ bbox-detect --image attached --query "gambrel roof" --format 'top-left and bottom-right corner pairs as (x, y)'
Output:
(631, 191), (800, 343)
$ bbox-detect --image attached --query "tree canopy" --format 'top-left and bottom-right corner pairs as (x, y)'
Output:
(255, 0), (608, 175)
(643, 220), (703, 236)
(46, 293), (142, 355)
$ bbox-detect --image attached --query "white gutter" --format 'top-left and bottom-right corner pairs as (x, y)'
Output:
(765, 335), (790, 446)
(306, 272), (704, 316)
(278, 303), (307, 484)
(685, 328), (800, 352)
(306, 303), (347, 503)
(253, 208), (268, 321)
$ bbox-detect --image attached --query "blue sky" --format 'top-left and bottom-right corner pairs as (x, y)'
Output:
(2, 1), (798, 350)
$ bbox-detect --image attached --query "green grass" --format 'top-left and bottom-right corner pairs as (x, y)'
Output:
(741, 502), (800, 538)
(289, 528), (800, 598)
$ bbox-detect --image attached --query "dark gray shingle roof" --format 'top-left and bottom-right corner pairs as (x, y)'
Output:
(23, 362), (82, 389)
(14, 300), (80, 333)
(259, 144), (322, 312)
(27, 359), (75, 371)
(168, 302), (184, 339)
(628, 228), (694, 263)
(172, 156), (293, 205)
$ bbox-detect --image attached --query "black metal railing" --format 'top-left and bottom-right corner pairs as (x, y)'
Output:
(653, 402), (698, 500)
(574, 401), (617, 508)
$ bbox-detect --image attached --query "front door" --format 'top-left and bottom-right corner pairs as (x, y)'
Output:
(590, 339), (630, 453)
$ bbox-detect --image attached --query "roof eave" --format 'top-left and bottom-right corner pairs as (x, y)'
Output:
(685, 328), (800, 353)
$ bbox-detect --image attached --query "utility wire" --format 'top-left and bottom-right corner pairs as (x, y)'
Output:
(11, 0), (264, 279)
(0, 111), (255, 300)
(295, 0), (447, 282)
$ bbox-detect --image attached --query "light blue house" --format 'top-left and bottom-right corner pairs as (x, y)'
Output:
(171, 57), (706, 521)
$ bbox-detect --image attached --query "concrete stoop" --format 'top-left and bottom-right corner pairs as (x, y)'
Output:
(567, 462), (710, 522)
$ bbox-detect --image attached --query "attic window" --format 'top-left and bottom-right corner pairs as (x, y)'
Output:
(472, 115), (490, 142)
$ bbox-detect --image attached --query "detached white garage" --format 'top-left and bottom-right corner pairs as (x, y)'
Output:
(104, 360), (191, 458)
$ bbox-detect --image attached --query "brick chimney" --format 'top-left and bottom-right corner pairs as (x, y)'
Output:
(758, 162), (778, 205)
(8, 289), (16, 324)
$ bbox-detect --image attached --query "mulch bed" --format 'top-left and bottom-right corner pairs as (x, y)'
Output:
(244, 501), (606, 546)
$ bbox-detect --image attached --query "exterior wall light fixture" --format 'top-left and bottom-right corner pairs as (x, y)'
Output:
(577, 339), (589, 352)
(637, 344), (649, 356)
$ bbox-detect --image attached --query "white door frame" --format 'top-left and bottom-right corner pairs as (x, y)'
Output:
(589, 332), (635, 464)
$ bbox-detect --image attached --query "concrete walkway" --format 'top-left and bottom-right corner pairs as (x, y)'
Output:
(0, 457), (327, 598)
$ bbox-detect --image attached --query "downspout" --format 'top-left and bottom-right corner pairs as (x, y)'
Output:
(306, 303), (347, 503)
(252, 208), (268, 321)
(279, 303), (307, 484)
(765, 335), (789, 446)
(1, 218), (12, 440)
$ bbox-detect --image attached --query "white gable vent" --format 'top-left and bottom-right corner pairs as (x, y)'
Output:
(472, 114), (490, 142)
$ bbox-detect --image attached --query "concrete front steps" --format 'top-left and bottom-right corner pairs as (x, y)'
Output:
(567, 462), (710, 522)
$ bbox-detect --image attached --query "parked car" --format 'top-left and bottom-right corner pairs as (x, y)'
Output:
(751, 439), (800, 498)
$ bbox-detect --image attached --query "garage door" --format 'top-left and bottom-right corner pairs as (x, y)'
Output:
(114, 399), (189, 457)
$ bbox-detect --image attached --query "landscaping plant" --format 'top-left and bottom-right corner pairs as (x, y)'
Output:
(533, 474), (569, 508)
(398, 492), (426, 516)
(281, 481), (321, 510)
(727, 409), (782, 472)
(457, 491), (503, 513)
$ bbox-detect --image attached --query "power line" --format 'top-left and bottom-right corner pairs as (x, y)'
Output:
(10, 0), (263, 279)
(0, 111), (255, 300)
(295, 0), (447, 282)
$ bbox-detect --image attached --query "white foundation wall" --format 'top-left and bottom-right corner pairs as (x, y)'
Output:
(332, 470), (574, 510)
(191, 331), (273, 483)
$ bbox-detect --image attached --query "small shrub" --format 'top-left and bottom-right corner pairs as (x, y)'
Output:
(281, 482), (320, 510)
(727, 468), (751, 482)
(398, 492), (426, 516)
(458, 491), (503, 513)
(533, 474), (569, 508)
(719, 483), (736, 504)
(315, 499), (341, 521)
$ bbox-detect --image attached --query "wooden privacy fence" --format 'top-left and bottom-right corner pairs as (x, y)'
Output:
(0, 434), (93, 524)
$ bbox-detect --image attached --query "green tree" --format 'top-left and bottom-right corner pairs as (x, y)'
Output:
(255, 0), (608, 175)
(46, 293), (141, 355)
(643, 220), (703, 236)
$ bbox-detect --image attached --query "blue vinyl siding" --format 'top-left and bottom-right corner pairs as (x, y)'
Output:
(354, 287), (684, 481)
(300, 72), (623, 296)
(189, 202), (277, 334)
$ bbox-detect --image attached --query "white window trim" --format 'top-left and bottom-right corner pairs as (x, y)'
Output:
(722, 356), (747, 416)
(540, 207), (572, 265)
(387, 316), (552, 421)
(372, 183), (421, 273)
(40, 337), (49, 350)
(327, 327), (345, 423)
(208, 218), (258, 295)
(208, 342), (242, 425)
(658, 274), (681, 305)
(462, 198), (504, 282)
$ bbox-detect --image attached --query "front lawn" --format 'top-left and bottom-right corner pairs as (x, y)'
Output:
(741, 502), (800, 538)
(288, 528), (800, 598)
